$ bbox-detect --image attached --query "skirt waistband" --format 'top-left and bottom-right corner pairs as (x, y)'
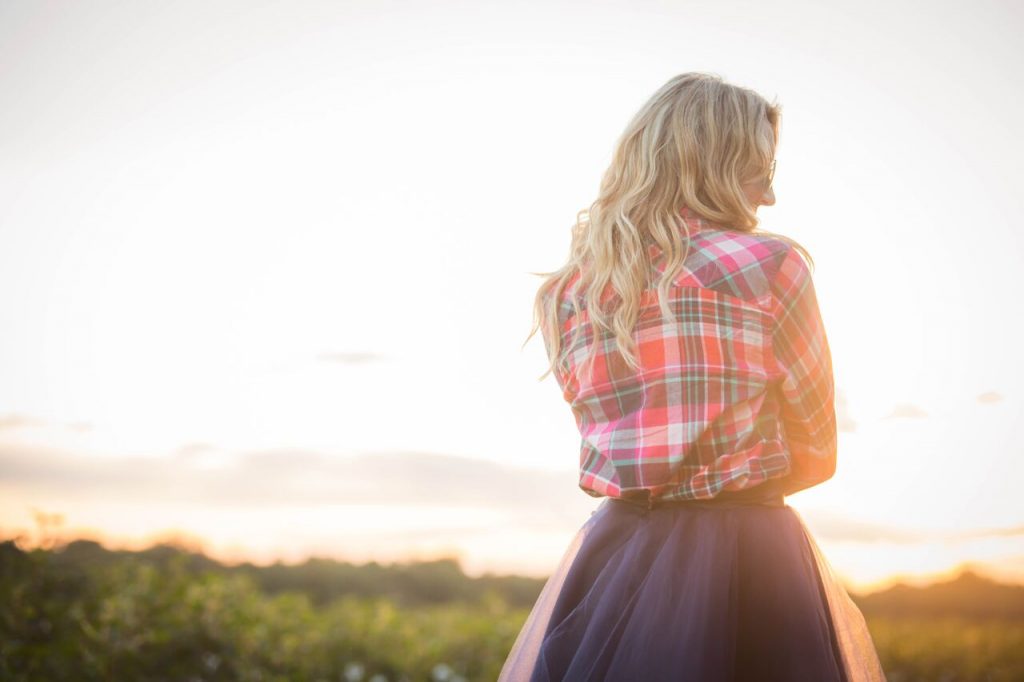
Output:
(609, 484), (786, 511)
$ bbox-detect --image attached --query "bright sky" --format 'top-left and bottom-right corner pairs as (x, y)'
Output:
(1, 0), (1022, 595)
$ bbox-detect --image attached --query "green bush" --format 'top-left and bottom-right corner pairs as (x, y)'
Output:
(3, 539), (1024, 681)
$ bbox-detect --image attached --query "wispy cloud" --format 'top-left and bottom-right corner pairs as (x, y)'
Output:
(0, 443), (578, 519)
(174, 442), (218, 458)
(0, 413), (92, 433)
(808, 511), (1024, 544)
(0, 414), (46, 431)
(808, 513), (927, 543)
(976, 390), (1003, 404)
(954, 525), (1024, 540)
(317, 351), (387, 365)
(883, 403), (928, 419)
(836, 390), (857, 432)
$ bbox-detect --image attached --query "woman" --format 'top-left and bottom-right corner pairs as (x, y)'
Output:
(501, 73), (886, 681)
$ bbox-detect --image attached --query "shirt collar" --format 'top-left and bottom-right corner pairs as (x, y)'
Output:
(647, 207), (727, 262)
(679, 206), (720, 236)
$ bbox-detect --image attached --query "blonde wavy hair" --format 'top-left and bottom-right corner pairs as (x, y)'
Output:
(524, 72), (813, 384)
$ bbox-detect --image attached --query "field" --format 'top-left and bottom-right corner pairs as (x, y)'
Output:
(2, 539), (1022, 681)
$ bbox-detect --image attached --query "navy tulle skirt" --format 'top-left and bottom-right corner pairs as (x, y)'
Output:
(498, 485), (887, 682)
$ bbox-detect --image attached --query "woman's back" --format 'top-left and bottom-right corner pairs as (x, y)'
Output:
(550, 207), (837, 505)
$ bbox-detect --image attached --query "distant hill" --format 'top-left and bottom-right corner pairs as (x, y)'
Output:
(854, 569), (1024, 619)
(4, 537), (1024, 618)
(0, 537), (547, 610)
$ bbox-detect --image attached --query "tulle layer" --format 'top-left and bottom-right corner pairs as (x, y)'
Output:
(498, 496), (886, 682)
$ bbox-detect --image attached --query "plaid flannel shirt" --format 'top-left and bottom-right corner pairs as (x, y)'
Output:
(547, 208), (837, 502)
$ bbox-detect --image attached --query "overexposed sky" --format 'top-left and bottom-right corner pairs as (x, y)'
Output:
(1, 0), (1023, 593)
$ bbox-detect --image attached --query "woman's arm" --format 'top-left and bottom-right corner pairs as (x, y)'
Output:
(768, 246), (839, 496)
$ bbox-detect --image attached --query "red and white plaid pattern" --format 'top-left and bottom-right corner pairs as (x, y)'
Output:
(547, 208), (837, 502)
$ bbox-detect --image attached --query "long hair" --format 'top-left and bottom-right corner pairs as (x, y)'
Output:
(524, 72), (812, 384)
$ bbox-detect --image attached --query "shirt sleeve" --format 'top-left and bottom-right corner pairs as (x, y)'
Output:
(768, 246), (838, 496)
(543, 290), (580, 404)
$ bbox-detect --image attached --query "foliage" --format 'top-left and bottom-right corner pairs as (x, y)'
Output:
(2, 539), (1024, 681)
(46, 538), (543, 610)
(868, 616), (1024, 682)
(0, 539), (524, 681)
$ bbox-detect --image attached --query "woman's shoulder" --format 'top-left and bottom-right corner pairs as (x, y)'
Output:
(701, 226), (795, 262)
(654, 228), (795, 300)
